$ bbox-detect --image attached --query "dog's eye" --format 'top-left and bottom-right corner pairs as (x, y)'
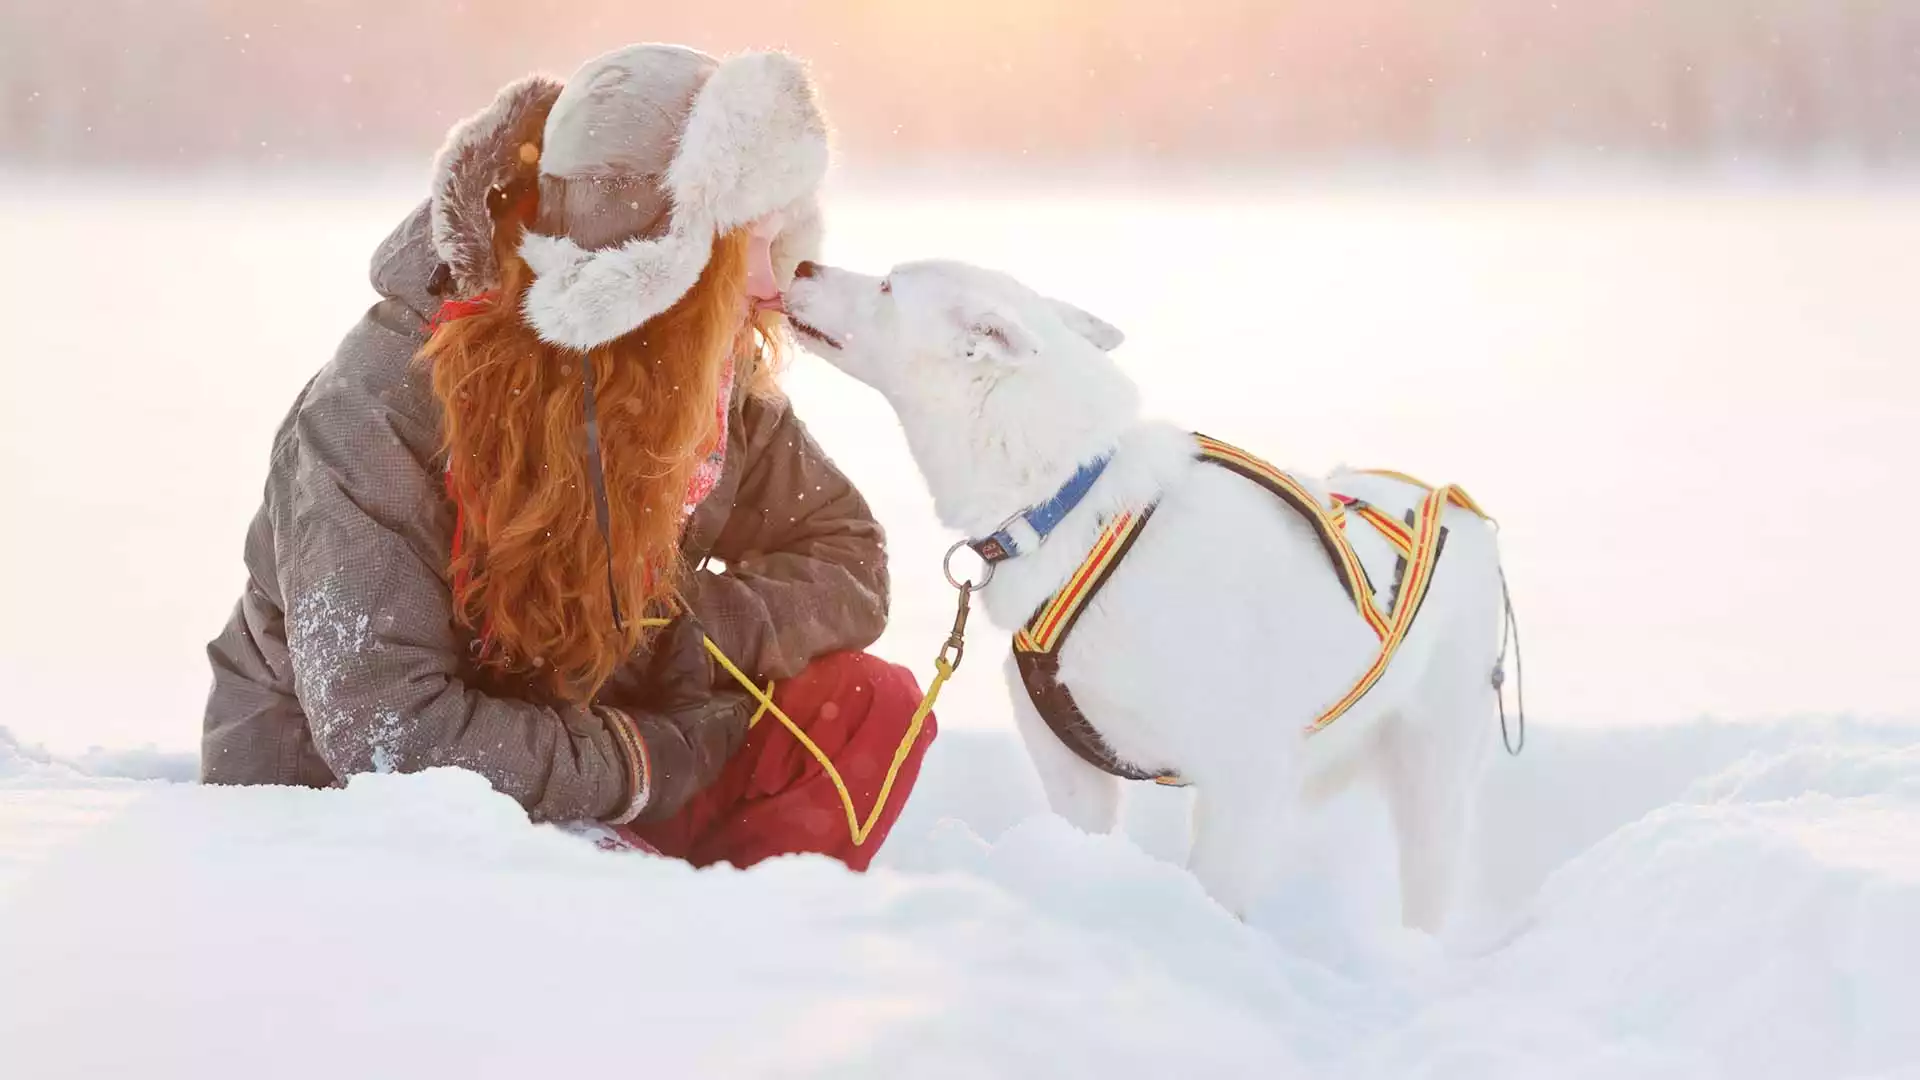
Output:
(879, 279), (892, 294)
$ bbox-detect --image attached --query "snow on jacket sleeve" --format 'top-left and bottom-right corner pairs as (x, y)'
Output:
(275, 338), (634, 824)
(680, 393), (890, 682)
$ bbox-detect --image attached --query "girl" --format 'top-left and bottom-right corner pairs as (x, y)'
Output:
(202, 44), (933, 870)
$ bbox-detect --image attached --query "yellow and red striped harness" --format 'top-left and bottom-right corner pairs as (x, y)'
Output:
(1010, 434), (1490, 785)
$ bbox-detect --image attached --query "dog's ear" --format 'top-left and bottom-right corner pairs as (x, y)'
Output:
(958, 308), (1041, 366)
(1047, 298), (1125, 352)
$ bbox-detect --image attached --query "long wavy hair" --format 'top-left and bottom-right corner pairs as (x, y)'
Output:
(421, 189), (785, 703)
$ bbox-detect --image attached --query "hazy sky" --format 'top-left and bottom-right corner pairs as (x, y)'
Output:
(5, 0), (1918, 169)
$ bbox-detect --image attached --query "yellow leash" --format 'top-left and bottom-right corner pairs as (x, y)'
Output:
(636, 577), (975, 847)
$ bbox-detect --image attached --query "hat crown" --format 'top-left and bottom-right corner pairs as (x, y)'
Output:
(534, 44), (719, 252)
(541, 44), (718, 182)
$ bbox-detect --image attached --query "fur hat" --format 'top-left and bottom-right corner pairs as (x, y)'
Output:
(427, 44), (829, 350)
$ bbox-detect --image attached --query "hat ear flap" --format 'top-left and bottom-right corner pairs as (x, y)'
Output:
(518, 225), (713, 351)
(666, 52), (830, 231)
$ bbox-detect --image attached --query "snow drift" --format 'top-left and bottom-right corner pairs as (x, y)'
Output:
(2, 717), (1915, 1079)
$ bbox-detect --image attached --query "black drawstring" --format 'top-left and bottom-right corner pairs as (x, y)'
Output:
(579, 357), (626, 633)
(1492, 565), (1526, 756)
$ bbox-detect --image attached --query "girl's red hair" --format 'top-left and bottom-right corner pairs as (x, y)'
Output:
(422, 194), (777, 702)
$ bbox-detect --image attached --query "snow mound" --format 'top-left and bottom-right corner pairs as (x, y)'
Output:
(0, 724), (198, 785)
(0, 725), (80, 785)
(2, 719), (1917, 1079)
(0, 768), (1306, 1078)
(1470, 765), (1920, 1077)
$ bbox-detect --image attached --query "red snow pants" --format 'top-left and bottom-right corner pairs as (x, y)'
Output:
(616, 651), (937, 872)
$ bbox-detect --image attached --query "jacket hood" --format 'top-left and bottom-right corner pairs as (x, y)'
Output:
(368, 200), (442, 325)
(366, 73), (566, 325)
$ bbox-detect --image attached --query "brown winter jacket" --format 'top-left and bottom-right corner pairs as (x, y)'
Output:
(199, 203), (890, 823)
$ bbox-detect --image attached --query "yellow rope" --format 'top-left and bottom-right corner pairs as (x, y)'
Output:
(634, 617), (950, 847)
(745, 678), (776, 729)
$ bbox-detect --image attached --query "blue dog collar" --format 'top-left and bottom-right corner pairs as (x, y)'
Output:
(967, 455), (1111, 564)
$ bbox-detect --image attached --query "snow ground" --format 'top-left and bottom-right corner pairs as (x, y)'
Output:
(3, 717), (1916, 1079)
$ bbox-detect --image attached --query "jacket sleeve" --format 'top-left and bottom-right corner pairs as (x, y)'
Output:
(681, 394), (890, 681)
(276, 359), (639, 824)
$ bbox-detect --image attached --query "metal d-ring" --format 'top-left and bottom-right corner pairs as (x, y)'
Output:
(943, 540), (995, 591)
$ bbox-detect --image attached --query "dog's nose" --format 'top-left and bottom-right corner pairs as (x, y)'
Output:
(793, 260), (820, 280)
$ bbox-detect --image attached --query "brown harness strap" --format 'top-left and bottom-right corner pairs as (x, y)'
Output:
(1197, 452), (1374, 613)
(1010, 505), (1177, 783)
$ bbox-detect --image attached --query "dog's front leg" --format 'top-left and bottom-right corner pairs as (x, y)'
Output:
(1186, 785), (1285, 920)
(1005, 656), (1121, 835)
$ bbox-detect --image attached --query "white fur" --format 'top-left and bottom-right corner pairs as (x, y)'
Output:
(428, 75), (564, 297)
(518, 224), (713, 350)
(786, 261), (1505, 929)
(666, 52), (830, 231)
(520, 50), (830, 350)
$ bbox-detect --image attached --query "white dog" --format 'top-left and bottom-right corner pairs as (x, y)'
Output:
(785, 259), (1506, 929)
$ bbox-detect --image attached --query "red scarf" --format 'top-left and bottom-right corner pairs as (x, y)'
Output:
(426, 290), (499, 335)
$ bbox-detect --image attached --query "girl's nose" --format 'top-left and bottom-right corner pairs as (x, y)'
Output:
(744, 211), (786, 301)
(745, 230), (781, 301)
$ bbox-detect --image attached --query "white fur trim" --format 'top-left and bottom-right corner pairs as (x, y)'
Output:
(429, 75), (563, 296)
(518, 50), (829, 349)
(518, 225), (713, 351)
(666, 52), (830, 230)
